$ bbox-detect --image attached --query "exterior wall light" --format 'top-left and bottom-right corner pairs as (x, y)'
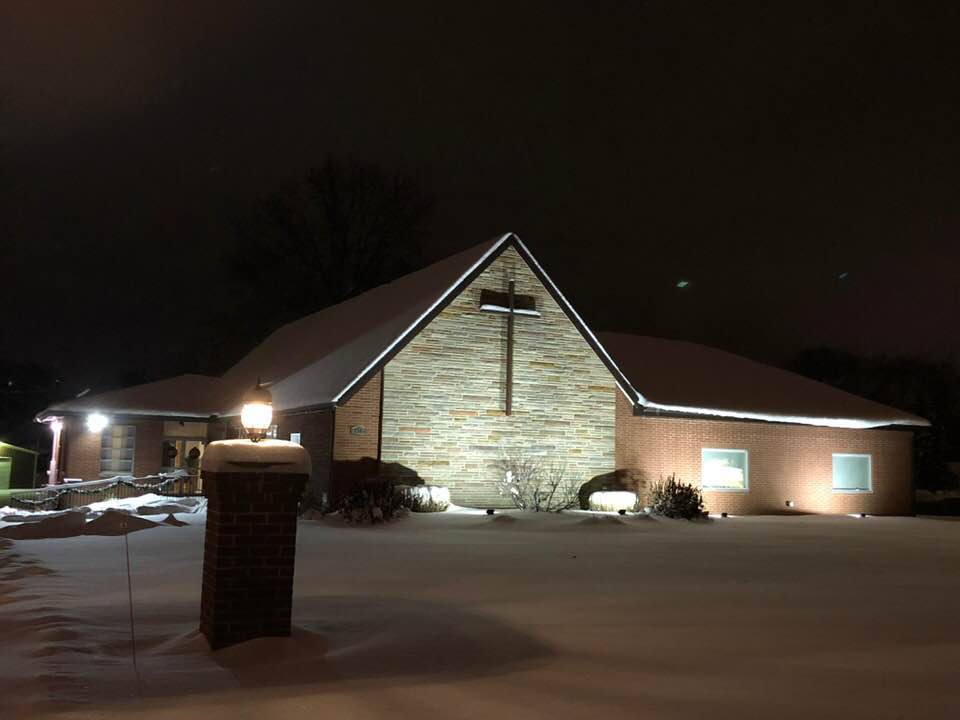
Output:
(86, 413), (109, 433)
(240, 382), (273, 442)
(50, 419), (63, 433)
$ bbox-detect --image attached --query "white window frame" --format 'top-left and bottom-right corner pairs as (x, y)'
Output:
(832, 453), (872, 493)
(700, 448), (749, 492)
(99, 424), (136, 479)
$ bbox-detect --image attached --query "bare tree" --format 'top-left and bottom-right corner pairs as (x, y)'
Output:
(495, 452), (580, 512)
(231, 156), (433, 323)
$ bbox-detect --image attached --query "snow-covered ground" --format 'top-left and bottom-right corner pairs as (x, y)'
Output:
(1, 504), (958, 719)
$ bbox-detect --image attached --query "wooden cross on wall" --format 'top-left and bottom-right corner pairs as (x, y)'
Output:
(479, 280), (540, 415)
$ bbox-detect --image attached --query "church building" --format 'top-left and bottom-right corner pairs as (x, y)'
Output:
(37, 234), (928, 515)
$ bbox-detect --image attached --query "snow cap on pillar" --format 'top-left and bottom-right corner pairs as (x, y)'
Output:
(202, 439), (311, 475)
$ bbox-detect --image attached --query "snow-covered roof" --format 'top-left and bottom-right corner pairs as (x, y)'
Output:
(37, 234), (929, 430)
(598, 332), (929, 429)
(38, 235), (520, 419)
(220, 234), (518, 413)
(40, 374), (224, 420)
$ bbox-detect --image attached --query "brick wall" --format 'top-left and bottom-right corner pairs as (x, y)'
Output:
(334, 371), (381, 462)
(62, 416), (100, 481)
(614, 394), (914, 515)
(64, 418), (206, 481)
(329, 372), (382, 500)
(276, 409), (333, 501)
(132, 420), (163, 477)
(200, 469), (306, 649)
(381, 246), (617, 507)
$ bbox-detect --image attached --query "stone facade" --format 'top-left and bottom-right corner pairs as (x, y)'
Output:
(614, 395), (914, 515)
(381, 246), (617, 507)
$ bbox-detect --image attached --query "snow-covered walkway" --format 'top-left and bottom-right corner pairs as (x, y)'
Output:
(1, 508), (958, 719)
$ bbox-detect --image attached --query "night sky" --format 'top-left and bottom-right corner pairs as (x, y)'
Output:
(3, 2), (960, 394)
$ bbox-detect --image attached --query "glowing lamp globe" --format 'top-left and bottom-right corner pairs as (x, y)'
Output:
(86, 413), (109, 433)
(240, 383), (273, 442)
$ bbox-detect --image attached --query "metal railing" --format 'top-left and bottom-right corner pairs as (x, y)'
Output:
(7, 473), (202, 512)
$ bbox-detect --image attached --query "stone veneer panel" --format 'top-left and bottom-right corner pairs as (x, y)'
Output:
(381, 246), (617, 507)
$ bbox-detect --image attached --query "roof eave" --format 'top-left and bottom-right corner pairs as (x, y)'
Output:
(36, 408), (220, 423)
(635, 401), (930, 430)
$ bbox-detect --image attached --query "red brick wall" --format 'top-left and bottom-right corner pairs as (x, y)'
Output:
(132, 420), (163, 477)
(334, 371), (381, 463)
(276, 409), (333, 501)
(615, 395), (914, 515)
(62, 418), (167, 480)
(62, 416), (100, 481)
(329, 371), (382, 501)
(200, 469), (307, 649)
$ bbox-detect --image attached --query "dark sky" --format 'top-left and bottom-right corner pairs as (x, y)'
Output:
(2, 2), (960, 392)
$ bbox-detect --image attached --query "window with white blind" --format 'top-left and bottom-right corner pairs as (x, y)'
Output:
(701, 448), (749, 491)
(100, 425), (136, 478)
(832, 454), (872, 492)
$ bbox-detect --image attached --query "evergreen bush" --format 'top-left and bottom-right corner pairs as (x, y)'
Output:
(649, 474), (705, 520)
(338, 478), (405, 523)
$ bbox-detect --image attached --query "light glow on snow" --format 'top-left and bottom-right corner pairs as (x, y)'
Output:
(85, 413), (108, 433)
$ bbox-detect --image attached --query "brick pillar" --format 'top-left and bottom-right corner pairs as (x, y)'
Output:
(199, 439), (311, 650)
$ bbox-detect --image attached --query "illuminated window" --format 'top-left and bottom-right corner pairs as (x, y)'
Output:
(100, 425), (136, 478)
(701, 448), (748, 491)
(833, 454), (871, 492)
(289, 432), (302, 445)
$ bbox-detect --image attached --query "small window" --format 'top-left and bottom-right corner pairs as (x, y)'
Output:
(289, 432), (302, 445)
(833, 454), (871, 492)
(100, 425), (136, 478)
(701, 448), (748, 491)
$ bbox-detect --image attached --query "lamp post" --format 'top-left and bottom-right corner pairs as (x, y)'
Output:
(199, 382), (310, 650)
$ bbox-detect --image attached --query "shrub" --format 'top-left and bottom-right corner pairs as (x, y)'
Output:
(338, 478), (405, 524)
(649, 474), (705, 520)
(494, 453), (580, 512)
(395, 484), (451, 512)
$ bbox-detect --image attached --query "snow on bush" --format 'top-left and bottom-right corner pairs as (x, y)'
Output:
(395, 485), (450, 512)
(588, 490), (639, 513)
